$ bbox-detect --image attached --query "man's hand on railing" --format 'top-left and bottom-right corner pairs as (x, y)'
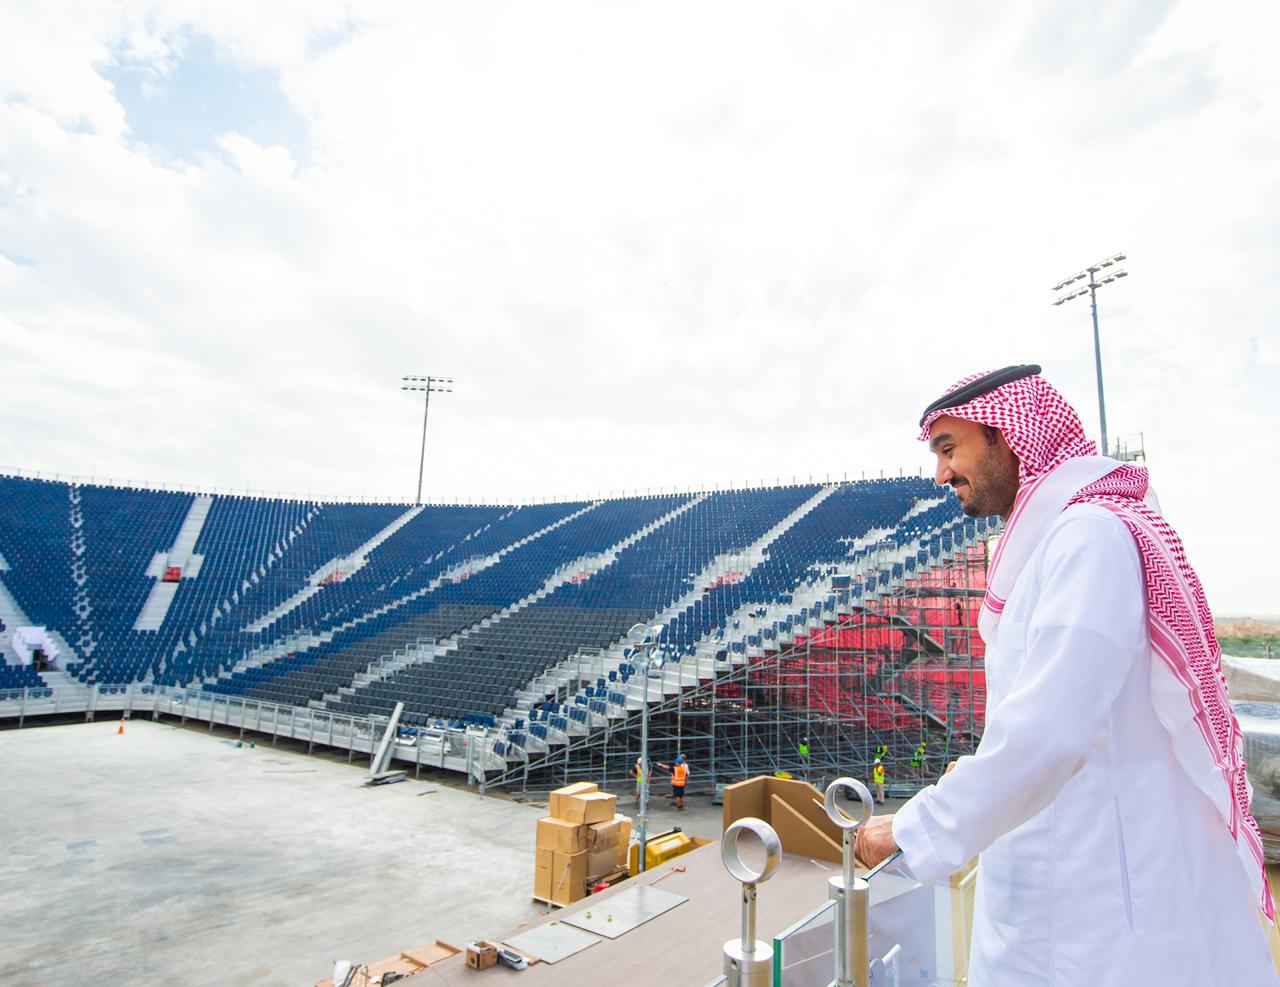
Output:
(854, 813), (899, 869)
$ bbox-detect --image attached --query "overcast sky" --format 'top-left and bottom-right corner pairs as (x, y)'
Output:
(1, 2), (1276, 613)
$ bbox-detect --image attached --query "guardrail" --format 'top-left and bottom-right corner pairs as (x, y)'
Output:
(0, 684), (508, 782)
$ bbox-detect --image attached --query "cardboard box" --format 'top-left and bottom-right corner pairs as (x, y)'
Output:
(534, 847), (555, 900)
(550, 849), (588, 904)
(563, 790), (617, 825)
(587, 847), (618, 880)
(616, 815), (632, 867)
(587, 817), (622, 850)
(466, 941), (499, 970)
(537, 816), (588, 853)
(550, 781), (597, 819)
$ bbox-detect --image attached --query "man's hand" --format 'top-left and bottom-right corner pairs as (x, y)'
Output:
(855, 814), (899, 869)
(945, 760), (958, 776)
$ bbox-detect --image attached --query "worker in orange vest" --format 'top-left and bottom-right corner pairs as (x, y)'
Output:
(657, 755), (689, 810)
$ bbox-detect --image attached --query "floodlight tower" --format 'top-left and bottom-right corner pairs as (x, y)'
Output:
(401, 375), (453, 507)
(1051, 254), (1128, 456)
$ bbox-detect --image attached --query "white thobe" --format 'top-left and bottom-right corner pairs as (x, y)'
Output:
(893, 504), (1278, 986)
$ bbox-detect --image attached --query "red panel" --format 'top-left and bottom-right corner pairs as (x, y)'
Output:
(735, 547), (991, 735)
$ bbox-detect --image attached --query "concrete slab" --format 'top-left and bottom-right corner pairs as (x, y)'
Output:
(0, 719), (556, 986)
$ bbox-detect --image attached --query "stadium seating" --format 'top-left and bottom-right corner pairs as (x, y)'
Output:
(0, 472), (984, 733)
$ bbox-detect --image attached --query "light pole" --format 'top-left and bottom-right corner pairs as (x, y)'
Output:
(627, 622), (666, 874)
(1051, 254), (1128, 456)
(401, 375), (453, 506)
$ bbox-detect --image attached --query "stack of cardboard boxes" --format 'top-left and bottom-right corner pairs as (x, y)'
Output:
(533, 782), (632, 905)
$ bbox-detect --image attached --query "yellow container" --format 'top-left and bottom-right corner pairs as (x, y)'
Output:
(627, 829), (694, 876)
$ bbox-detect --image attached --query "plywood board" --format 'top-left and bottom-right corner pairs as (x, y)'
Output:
(770, 792), (842, 864)
(400, 941), (459, 967)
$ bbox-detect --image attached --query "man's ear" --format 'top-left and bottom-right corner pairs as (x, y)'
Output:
(995, 430), (1020, 473)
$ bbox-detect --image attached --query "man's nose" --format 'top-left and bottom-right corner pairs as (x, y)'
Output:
(935, 462), (954, 487)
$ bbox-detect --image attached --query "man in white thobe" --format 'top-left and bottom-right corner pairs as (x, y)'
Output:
(856, 365), (1278, 985)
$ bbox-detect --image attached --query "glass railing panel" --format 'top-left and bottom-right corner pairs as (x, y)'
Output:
(771, 859), (976, 987)
(773, 898), (835, 985)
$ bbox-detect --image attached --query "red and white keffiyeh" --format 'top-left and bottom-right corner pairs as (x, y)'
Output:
(920, 369), (1275, 922)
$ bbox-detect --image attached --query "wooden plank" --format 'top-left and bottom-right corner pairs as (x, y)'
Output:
(400, 940), (459, 967)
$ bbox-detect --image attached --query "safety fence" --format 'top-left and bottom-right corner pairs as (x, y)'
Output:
(0, 684), (507, 780)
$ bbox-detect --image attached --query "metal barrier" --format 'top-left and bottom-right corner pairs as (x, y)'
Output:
(0, 684), (504, 778)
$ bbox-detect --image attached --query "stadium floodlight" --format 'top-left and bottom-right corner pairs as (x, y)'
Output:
(400, 375), (454, 507)
(1050, 253), (1129, 456)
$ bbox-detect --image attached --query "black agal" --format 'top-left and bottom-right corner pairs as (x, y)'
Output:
(918, 364), (1041, 427)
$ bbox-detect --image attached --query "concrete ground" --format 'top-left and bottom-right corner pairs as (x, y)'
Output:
(0, 718), (737, 987)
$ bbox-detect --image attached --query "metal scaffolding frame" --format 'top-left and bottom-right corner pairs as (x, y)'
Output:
(499, 539), (992, 798)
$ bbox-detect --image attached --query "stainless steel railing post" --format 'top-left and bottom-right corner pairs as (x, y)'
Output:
(823, 778), (874, 987)
(720, 817), (782, 986)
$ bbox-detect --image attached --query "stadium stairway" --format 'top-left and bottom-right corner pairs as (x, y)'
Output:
(0, 565), (31, 665)
(133, 494), (214, 631)
(636, 484), (838, 638)
(478, 501), (991, 781)
(689, 495), (953, 664)
(509, 483), (850, 714)
(313, 494), (711, 712)
(67, 483), (97, 663)
(134, 494), (213, 632)
(35, 668), (93, 706)
(242, 504), (425, 635)
(209, 499), (607, 688)
(0, 564), (77, 669)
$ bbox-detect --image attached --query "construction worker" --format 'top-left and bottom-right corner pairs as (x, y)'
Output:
(911, 740), (927, 780)
(657, 755), (689, 810)
(633, 756), (646, 810)
(872, 758), (886, 805)
(797, 736), (810, 771)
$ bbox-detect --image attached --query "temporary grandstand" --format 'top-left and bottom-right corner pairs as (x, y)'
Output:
(0, 471), (995, 795)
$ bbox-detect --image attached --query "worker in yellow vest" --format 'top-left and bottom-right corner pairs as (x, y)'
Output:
(657, 755), (689, 810)
(911, 740), (927, 780)
(633, 756), (646, 809)
(872, 758), (886, 805)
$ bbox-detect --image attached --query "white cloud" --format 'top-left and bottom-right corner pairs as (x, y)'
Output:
(0, 1), (1277, 612)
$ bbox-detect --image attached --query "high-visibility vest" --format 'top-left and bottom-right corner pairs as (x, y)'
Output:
(635, 762), (644, 782)
(672, 763), (688, 785)
(873, 764), (885, 784)
(798, 742), (810, 757)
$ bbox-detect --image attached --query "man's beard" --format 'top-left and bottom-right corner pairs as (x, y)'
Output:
(954, 443), (1019, 518)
